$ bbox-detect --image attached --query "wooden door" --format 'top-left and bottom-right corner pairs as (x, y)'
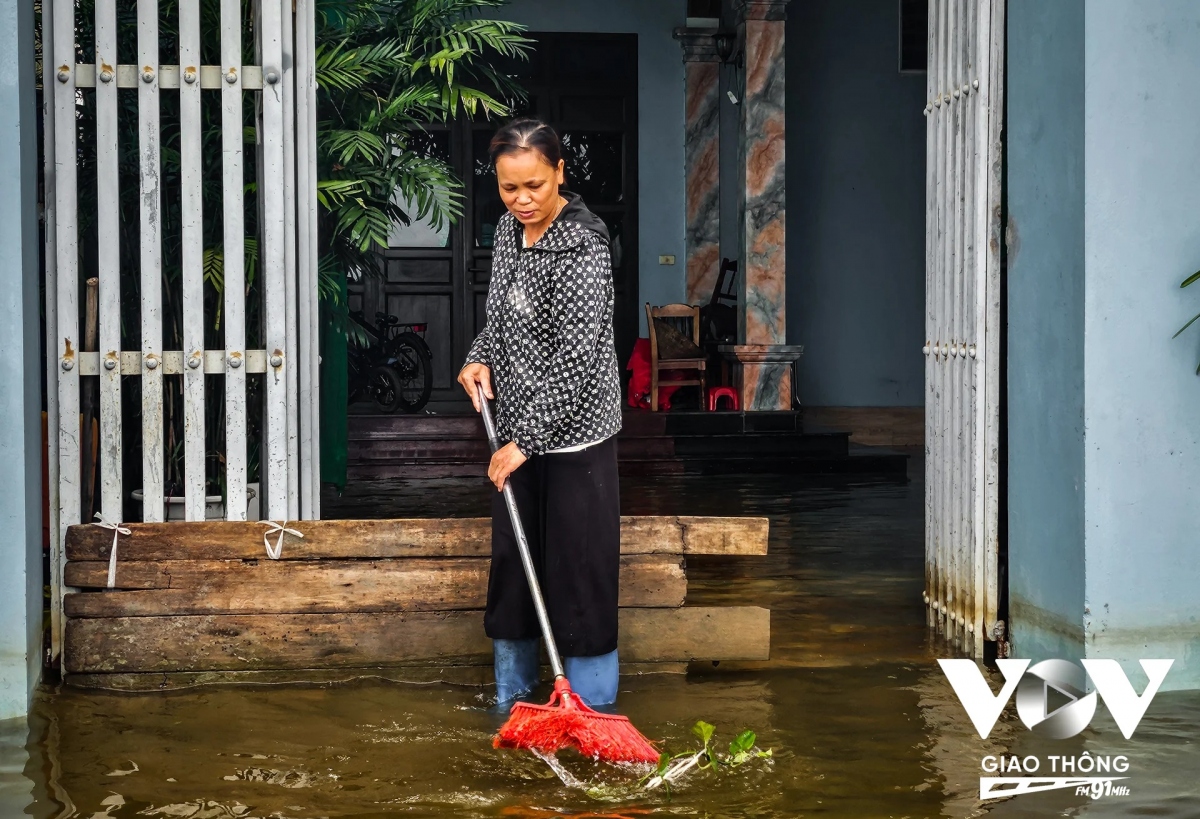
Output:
(353, 33), (639, 412)
(923, 0), (1004, 658)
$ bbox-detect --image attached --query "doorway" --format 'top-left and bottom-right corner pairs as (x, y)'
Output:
(350, 33), (640, 412)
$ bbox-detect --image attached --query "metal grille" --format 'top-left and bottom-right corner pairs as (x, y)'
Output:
(922, 0), (1005, 657)
(43, 0), (321, 664)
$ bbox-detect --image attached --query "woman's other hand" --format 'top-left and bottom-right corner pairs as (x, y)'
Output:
(458, 363), (493, 411)
(488, 442), (527, 492)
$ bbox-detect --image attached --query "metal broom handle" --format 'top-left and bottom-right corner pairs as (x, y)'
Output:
(477, 385), (566, 680)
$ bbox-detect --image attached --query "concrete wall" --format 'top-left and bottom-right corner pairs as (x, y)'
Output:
(493, 0), (689, 330)
(1009, 0), (1200, 689)
(1082, 0), (1200, 687)
(1006, 0), (1087, 663)
(0, 0), (44, 718)
(785, 0), (927, 407)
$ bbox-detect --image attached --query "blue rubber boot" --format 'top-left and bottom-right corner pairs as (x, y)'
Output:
(493, 638), (540, 706)
(563, 650), (620, 707)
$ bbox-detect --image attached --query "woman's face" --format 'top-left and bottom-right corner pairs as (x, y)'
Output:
(495, 149), (565, 225)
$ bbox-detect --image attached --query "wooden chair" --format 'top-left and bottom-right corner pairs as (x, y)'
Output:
(645, 303), (707, 412)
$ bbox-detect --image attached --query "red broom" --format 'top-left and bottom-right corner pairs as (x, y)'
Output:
(477, 387), (660, 765)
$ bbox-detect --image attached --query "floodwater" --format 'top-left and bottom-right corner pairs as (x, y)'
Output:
(2, 458), (1199, 818)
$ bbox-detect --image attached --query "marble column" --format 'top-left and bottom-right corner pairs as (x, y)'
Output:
(674, 28), (723, 305)
(731, 0), (799, 411)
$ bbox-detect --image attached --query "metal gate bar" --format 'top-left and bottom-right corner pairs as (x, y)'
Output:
(923, 0), (1004, 657)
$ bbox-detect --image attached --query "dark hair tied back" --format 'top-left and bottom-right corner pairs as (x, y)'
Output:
(489, 117), (563, 168)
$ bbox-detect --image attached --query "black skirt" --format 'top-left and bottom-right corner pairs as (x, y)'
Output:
(484, 436), (620, 657)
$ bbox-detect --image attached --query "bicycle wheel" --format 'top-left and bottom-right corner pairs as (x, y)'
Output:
(392, 332), (433, 412)
(367, 365), (404, 414)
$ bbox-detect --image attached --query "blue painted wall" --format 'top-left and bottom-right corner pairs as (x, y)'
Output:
(0, 0), (44, 719)
(1082, 0), (1200, 688)
(492, 0), (689, 331)
(785, 0), (927, 407)
(1006, 0), (1087, 663)
(1009, 0), (1200, 688)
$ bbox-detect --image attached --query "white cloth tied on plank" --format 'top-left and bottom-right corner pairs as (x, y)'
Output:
(259, 520), (303, 560)
(93, 513), (131, 589)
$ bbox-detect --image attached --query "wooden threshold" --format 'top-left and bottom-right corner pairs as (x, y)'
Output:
(65, 516), (769, 561)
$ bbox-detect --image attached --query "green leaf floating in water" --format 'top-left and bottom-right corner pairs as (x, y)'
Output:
(728, 729), (757, 766)
(640, 721), (774, 790)
(730, 730), (756, 756)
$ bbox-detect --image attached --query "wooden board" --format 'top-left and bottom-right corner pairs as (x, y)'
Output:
(64, 516), (769, 561)
(62, 555), (685, 616)
(63, 607), (769, 674)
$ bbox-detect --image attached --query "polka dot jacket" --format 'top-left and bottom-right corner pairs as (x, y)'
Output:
(465, 191), (623, 457)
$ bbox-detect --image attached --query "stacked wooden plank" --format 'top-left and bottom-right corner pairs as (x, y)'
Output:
(63, 517), (770, 689)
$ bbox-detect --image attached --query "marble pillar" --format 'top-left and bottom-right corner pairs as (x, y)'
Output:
(674, 29), (723, 305)
(734, 0), (792, 410)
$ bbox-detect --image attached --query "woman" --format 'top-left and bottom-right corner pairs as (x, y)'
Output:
(458, 118), (623, 708)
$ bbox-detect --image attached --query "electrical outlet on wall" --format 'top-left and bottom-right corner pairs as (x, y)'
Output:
(658, 255), (676, 265)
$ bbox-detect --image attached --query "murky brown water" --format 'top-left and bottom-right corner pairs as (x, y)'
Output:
(3, 460), (1198, 817)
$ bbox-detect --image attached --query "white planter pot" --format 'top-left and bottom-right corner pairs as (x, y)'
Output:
(132, 483), (260, 522)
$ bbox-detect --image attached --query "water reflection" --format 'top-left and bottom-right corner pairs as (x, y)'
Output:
(0, 718), (33, 817)
(1, 467), (1197, 816)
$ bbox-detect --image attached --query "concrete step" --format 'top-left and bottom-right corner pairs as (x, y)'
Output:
(342, 409), (905, 480)
(345, 451), (908, 481)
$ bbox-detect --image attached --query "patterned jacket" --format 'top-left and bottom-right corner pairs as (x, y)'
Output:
(465, 191), (622, 456)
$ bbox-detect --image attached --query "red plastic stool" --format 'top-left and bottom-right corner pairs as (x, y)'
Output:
(707, 386), (740, 412)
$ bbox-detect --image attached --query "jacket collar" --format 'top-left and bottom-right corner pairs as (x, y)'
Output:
(505, 192), (602, 254)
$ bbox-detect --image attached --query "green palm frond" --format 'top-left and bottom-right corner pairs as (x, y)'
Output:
(316, 179), (368, 209)
(201, 238), (260, 329)
(325, 129), (390, 164)
(316, 38), (412, 91)
(393, 152), (464, 226)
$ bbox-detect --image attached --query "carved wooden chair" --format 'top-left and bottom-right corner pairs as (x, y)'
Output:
(645, 303), (707, 412)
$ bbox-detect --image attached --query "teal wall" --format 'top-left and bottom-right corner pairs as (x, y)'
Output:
(1009, 0), (1200, 688)
(0, 0), (44, 719)
(785, 0), (927, 407)
(491, 0), (689, 332)
(1006, 0), (1087, 663)
(1082, 0), (1200, 686)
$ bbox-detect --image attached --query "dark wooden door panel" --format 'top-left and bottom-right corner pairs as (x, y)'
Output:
(385, 258), (453, 285)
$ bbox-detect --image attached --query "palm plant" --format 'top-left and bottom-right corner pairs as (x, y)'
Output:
(314, 0), (531, 335)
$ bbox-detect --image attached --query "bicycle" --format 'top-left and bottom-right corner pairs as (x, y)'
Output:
(349, 310), (434, 413)
(347, 317), (403, 413)
(380, 315), (434, 413)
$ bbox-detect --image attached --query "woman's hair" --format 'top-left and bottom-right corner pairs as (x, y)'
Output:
(489, 117), (563, 167)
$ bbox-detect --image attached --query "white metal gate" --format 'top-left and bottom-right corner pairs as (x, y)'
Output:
(43, 0), (321, 663)
(923, 0), (1004, 657)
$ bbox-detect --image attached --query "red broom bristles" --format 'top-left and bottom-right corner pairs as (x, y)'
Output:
(494, 678), (660, 764)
